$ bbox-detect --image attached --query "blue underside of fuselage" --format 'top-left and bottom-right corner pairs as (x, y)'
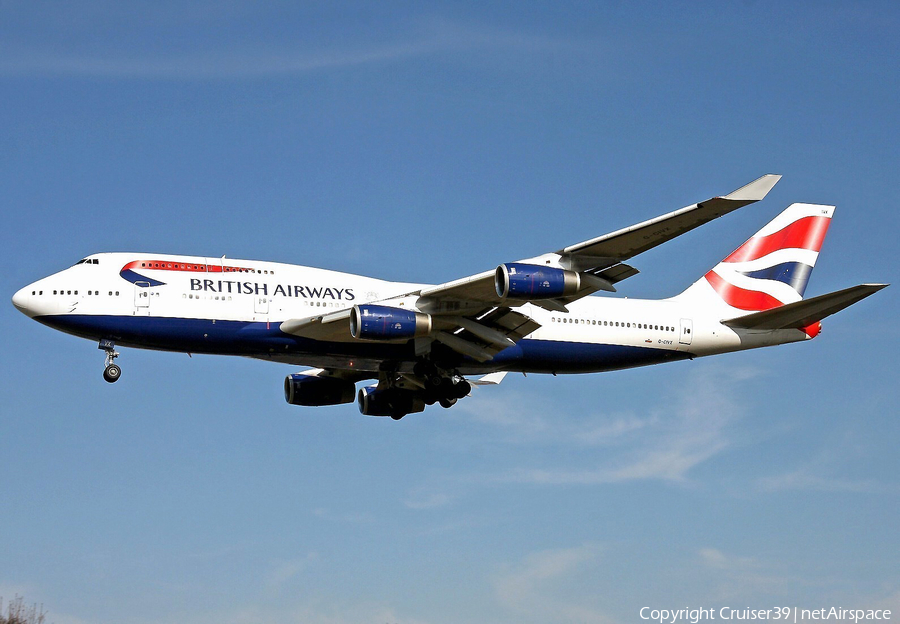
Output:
(35, 314), (692, 373)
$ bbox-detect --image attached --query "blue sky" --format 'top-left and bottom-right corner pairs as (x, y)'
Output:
(1, 3), (898, 623)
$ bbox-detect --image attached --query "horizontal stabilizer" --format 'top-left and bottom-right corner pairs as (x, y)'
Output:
(722, 284), (888, 330)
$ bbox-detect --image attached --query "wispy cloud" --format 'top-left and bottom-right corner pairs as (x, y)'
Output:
(494, 544), (614, 624)
(697, 547), (792, 601)
(403, 489), (454, 510)
(312, 507), (374, 524)
(755, 468), (893, 494)
(0, 42), (438, 79)
(0, 18), (590, 80)
(265, 553), (319, 592)
(462, 363), (754, 485)
(755, 444), (898, 494)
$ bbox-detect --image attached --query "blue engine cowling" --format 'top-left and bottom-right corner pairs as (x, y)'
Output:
(357, 386), (426, 417)
(284, 373), (356, 406)
(495, 263), (581, 299)
(350, 304), (432, 340)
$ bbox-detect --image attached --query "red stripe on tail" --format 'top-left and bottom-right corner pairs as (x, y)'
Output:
(724, 216), (831, 263)
(705, 270), (785, 311)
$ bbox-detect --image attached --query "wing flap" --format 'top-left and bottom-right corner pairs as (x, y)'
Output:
(436, 308), (540, 360)
(590, 262), (640, 283)
(280, 308), (355, 342)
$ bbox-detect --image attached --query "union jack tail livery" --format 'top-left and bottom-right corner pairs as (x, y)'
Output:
(678, 203), (834, 314)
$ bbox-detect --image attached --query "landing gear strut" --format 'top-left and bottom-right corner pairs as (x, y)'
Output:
(99, 339), (121, 383)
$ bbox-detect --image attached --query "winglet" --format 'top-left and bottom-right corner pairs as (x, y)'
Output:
(722, 174), (782, 202)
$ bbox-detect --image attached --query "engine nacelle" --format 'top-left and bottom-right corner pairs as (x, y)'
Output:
(495, 263), (581, 299)
(357, 386), (426, 417)
(284, 373), (356, 406)
(350, 304), (432, 340)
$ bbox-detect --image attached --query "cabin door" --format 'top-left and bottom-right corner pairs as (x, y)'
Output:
(254, 295), (269, 316)
(679, 318), (693, 345)
(134, 282), (151, 314)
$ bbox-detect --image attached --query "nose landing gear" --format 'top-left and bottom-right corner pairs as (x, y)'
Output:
(99, 339), (121, 383)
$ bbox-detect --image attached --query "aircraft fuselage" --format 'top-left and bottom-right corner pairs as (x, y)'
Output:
(12, 252), (806, 377)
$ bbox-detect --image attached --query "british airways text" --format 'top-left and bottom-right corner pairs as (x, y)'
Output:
(190, 279), (355, 300)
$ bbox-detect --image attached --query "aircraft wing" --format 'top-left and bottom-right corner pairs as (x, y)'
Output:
(281, 174), (780, 363)
(416, 174), (781, 307)
(558, 174), (782, 266)
(281, 303), (538, 363)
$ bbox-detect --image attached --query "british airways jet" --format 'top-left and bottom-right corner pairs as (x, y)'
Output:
(12, 175), (887, 419)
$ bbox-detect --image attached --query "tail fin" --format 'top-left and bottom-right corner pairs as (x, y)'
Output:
(677, 203), (834, 313)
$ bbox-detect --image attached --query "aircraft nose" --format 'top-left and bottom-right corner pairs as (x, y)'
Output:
(12, 285), (33, 317)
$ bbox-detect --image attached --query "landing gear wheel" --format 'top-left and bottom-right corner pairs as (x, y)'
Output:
(103, 363), (121, 383)
(414, 361), (442, 386)
(453, 380), (471, 399)
(439, 397), (457, 409)
(99, 339), (121, 384)
(438, 378), (455, 396)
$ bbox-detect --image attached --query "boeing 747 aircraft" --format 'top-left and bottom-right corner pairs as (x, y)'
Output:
(12, 175), (887, 419)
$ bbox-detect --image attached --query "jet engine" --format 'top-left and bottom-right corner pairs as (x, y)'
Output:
(284, 373), (356, 406)
(357, 386), (426, 418)
(495, 263), (581, 299)
(350, 304), (432, 340)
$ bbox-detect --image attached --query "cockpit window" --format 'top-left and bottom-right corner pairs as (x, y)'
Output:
(73, 258), (99, 266)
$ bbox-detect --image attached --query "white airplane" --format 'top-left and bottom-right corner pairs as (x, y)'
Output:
(12, 174), (887, 419)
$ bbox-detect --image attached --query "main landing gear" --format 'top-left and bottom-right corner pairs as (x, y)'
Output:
(413, 361), (471, 408)
(99, 339), (121, 383)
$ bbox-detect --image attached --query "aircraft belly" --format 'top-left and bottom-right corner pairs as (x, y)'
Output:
(492, 339), (692, 373)
(35, 314), (693, 375)
(32, 314), (416, 362)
